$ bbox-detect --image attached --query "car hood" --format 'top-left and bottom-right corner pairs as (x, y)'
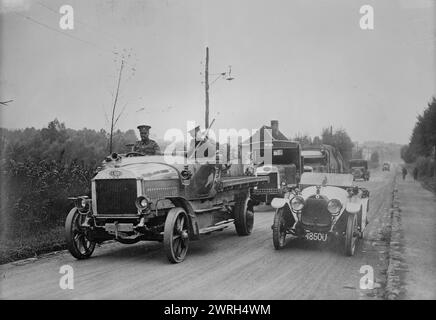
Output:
(301, 185), (349, 204)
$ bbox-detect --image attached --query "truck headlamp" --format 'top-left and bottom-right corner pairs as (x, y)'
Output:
(135, 196), (151, 210)
(80, 198), (87, 208)
(74, 196), (90, 212)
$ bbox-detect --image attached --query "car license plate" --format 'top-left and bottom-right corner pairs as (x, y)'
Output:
(305, 232), (328, 241)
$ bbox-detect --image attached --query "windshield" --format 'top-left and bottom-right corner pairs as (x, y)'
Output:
(303, 157), (326, 165)
(272, 148), (300, 165)
(300, 172), (354, 187)
(349, 160), (367, 168)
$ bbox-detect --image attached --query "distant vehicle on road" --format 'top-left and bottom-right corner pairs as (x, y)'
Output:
(382, 162), (391, 171)
(251, 140), (302, 204)
(349, 159), (370, 181)
(270, 172), (370, 256)
(302, 144), (346, 174)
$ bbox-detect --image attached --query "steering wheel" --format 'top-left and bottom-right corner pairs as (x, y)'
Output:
(125, 152), (145, 157)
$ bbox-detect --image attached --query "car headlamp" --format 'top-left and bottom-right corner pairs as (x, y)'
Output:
(327, 199), (342, 214)
(135, 196), (151, 210)
(290, 196), (305, 211)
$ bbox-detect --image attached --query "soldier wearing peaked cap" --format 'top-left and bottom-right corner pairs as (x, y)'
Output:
(133, 125), (161, 155)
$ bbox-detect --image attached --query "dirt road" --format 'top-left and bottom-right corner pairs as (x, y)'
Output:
(0, 170), (396, 300)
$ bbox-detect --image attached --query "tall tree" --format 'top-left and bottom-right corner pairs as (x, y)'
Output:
(321, 127), (354, 161)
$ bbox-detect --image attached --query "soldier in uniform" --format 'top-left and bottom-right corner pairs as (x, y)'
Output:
(187, 125), (215, 159)
(133, 125), (161, 155)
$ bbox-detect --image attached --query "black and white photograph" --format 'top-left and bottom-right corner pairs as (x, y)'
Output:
(0, 0), (435, 305)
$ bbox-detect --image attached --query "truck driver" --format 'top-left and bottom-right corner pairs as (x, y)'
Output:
(133, 125), (161, 155)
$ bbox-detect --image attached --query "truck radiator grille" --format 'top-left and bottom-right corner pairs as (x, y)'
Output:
(95, 179), (137, 215)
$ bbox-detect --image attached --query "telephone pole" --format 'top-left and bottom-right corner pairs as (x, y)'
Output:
(109, 59), (124, 153)
(205, 47), (210, 128)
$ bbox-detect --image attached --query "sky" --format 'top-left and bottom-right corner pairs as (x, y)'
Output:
(0, 0), (435, 144)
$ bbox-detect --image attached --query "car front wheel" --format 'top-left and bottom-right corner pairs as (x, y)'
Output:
(272, 207), (288, 250)
(344, 213), (358, 256)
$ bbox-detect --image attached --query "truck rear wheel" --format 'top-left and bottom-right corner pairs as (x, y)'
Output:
(234, 193), (254, 236)
(164, 208), (190, 263)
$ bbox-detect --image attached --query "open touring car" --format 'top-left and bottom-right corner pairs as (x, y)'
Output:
(270, 172), (370, 256)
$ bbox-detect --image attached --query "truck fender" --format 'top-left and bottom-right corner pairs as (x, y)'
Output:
(166, 196), (200, 240)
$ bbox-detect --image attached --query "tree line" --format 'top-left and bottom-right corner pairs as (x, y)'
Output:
(401, 97), (436, 177)
(293, 127), (380, 167)
(0, 119), (139, 240)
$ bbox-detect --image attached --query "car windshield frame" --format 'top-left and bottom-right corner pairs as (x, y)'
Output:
(300, 172), (354, 187)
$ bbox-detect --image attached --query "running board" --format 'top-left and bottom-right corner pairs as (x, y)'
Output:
(200, 219), (235, 235)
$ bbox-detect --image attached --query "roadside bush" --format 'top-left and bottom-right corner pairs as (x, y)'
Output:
(415, 156), (435, 178)
(1, 159), (95, 239)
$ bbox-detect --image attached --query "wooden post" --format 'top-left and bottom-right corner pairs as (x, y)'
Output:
(227, 136), (231, 163)
(238, 136), (242, 164)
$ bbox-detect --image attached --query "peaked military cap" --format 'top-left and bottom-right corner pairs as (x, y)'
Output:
(137, 125), (151, 131)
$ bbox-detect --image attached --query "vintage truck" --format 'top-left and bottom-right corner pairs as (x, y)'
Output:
(65, 152), (268, 263)
(251, 140), (302, 204)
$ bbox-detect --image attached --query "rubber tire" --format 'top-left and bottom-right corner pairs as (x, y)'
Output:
(65, 207), (96, 260)
(344, 213), (358, 256)
(164, 208), (190, 263)
(234, 193), (254, 236)
(272, 207), (288, 250)
(116, 238), (140, 244)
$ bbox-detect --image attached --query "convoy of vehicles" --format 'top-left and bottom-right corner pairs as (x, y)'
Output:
(65, 121), (372, 262)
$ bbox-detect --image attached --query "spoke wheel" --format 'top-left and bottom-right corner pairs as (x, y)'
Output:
(65, 208), (95, 259)
(344, 213), (358, 256)
(234, 193), (254, 236)
(272, 207), (288, 250)
(164, 208), (190, 263)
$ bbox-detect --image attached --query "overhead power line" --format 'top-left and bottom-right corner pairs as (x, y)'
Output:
(13, 11), (138, 71)
(36, 1), (125, 49)
(14, 11), (100, 48)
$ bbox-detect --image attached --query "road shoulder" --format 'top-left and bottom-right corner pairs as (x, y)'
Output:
(389, 174), (436, 299)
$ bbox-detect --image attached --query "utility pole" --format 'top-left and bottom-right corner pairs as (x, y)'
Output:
(109, 59), (124, 154)
(205, 47), (209, 129)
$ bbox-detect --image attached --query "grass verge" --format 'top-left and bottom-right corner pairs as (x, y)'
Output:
(0, 225), (66, 265)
